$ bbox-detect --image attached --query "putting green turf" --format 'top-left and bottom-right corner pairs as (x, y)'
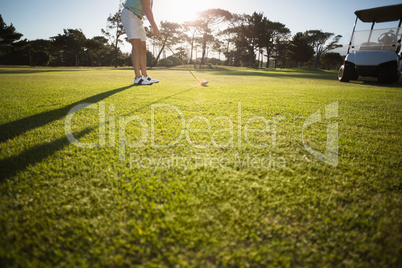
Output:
(0, 67), (401, 266)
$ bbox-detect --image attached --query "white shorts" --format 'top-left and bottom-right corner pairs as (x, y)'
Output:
(121, 8), (146, 42)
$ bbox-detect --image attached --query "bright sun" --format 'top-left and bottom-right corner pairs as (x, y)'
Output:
(154, 0), (211, 24)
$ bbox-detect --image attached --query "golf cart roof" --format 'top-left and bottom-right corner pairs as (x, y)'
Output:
(355, 4), (402, 23)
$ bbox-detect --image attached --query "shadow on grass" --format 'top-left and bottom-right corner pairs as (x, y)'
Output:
(128, 85), (200, 115)
(0, 127), (94, 180)
(0, 68), (89, 75)
(0, 85), (132, 181)
(0, 85), (134, 144)
(0, 84), (199, 181)
(209, 67), (337, 81)
(345, 79), (402, 88)
(208, 67), (402, 87)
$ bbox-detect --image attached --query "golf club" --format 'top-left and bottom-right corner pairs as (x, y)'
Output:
(160, 38), (208, 87)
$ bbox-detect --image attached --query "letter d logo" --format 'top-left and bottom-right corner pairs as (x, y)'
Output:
(302, 101), (338, 167)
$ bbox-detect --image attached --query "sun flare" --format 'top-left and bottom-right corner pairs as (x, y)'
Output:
(154, 0), (211, 23)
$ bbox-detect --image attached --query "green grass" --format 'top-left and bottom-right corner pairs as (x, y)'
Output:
(0, 66), (401, 267)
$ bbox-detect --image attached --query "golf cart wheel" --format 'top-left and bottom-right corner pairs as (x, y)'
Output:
(378, 63), (398, 84)
(338, 64), (354, 82)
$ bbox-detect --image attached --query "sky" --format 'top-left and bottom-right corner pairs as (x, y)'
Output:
(0, 0), (401, 54)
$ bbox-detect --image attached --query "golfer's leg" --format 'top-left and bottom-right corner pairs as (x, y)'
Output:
(130, 39), (142, 78)
(140, 41), (147, 77)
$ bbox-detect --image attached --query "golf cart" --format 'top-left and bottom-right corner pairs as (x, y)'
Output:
(338, 4), (402, 84)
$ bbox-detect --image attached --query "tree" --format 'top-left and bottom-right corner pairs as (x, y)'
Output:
(0, 15), (24, 64)
(233, 32), (254, 67)
(261, 20), (290, 68)
(146, 50), (155, 67)
(242, 12), (266, 67)
(174, 47), (188, 63)
(221, 13), (247, 66)
(86, 36), (109, 66)
(320, 52), (343, 70)
(222, 12), (289, 68)
(183, 21), (200, 64)
(51, 29), (87, 66)
(0, 15), (23, 49)
(151, 21), (182, 67)
(271, 36), (289, 69)
(193, 9), (232, 65)
(287, 32), (315, 67)
(212, 39), (224, 61)
(28, 39), (53, 66)
(305, 30), (342, 69)
(102, 5), (125, 68)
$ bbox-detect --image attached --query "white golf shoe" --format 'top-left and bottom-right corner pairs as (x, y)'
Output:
(145, 75), (159, 83)
(134, 76), (153, 85)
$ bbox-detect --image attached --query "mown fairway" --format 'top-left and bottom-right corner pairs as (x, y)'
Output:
(0, 67), (401, 267)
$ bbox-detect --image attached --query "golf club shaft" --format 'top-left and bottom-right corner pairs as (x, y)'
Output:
(159, 38), (201, 84)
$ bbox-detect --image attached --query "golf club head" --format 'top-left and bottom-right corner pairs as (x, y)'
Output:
(200, 81), (208, 86)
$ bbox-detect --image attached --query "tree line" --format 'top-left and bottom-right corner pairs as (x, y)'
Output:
(0, 7), (344, 69)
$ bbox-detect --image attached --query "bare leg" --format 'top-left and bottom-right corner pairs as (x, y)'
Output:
(140, 41), (147, 77)
(130, 39), (142, 78)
